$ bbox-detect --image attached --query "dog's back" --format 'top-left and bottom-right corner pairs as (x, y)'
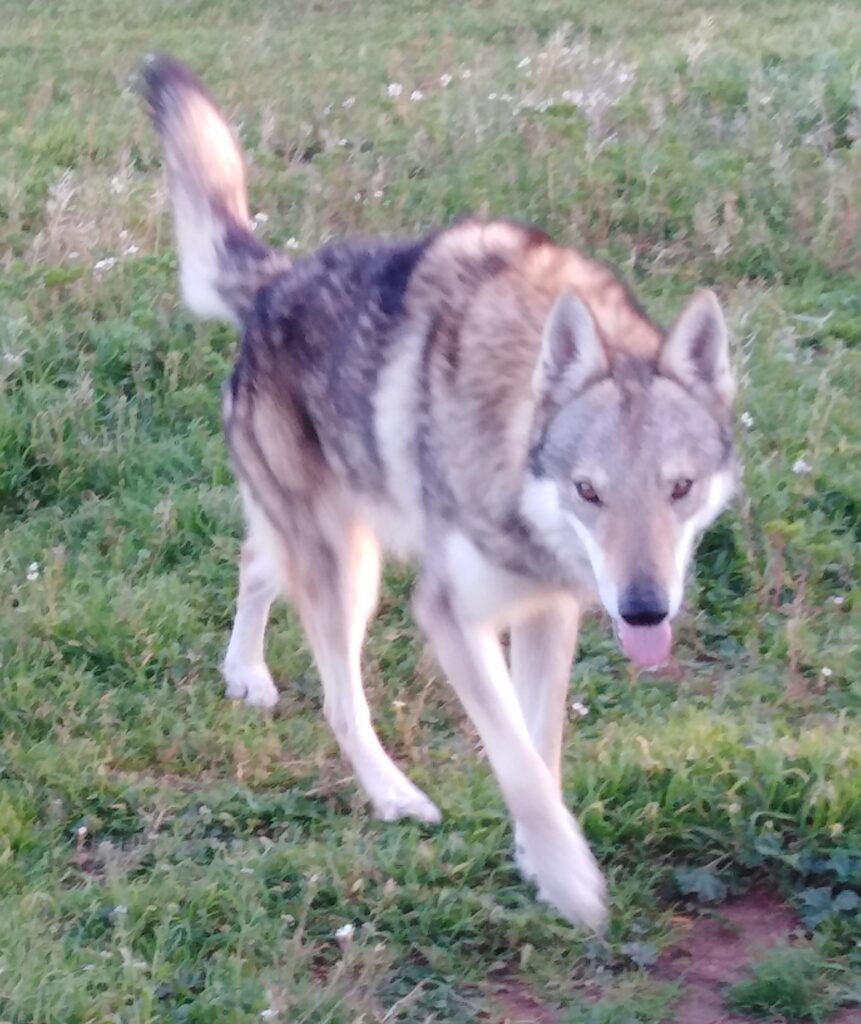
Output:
(228, 217), (668, 578)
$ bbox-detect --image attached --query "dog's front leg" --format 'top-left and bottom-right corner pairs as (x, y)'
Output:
(414, 578), (606, 930)
(509, 599), (582, 890)
(509, 598), (580, 788)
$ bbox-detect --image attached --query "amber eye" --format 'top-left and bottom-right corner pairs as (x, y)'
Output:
(671, 478), (694, 501)
(575, 480), (601, 505)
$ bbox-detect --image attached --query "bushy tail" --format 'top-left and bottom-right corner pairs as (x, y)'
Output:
(141, 53), (287, 325)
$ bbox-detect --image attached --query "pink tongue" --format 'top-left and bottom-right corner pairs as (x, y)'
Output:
(618, 620), (673, 668)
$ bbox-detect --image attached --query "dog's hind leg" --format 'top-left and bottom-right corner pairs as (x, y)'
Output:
(414, 575), (604, 930)
(295, 516), (442, 825)
(223, 490), (284, 708)
(509, 598), (580, 789)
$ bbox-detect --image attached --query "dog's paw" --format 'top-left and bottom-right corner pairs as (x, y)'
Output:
(223, 663), (279, 708)
(514, 818), (607, 932)
(369, 776), (442, 825)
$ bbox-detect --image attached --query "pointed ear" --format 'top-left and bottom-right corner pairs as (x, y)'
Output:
(533, 294), (608, 396)
(659, 290), (735, 407)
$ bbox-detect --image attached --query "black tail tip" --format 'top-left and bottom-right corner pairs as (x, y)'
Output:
(138, 52), (211, 125)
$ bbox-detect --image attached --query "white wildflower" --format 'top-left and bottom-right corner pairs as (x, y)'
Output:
(373, 189), (383, 199)
(68, 251), (80, 260)
(260, 1010), (278, 1020)
(488, 92), (498, 100)
(387, 82), (403, 98)
(286, 237), (299, 250)
(338, 138), (349, 146)
(93, 257), (116, 273)
(342, 96), (356, 109)
(460, 69), (471, 79)
(517, 57), (531, 69)
(571, 701), (589, 718)
(410, 89), (424, 102)
(792, 457), (813, 475)
(123, 244), (139, 256)
(335, 922), (355, 942)
(500, 93), (513, 103)
(253, 211), (269, 224)
(110, 176), (124, 195)
(391, 699), (406, 710)
(240, 867), (254, 874)
(354, 192), (362, 202)
(740, 411), (754, 428)
(831, 595), (845, 606)
(440, 73), (452, 88)
(26, 562), (40, 581)
(113, 905), (128, 916)
(821, 666), (833, 679)
(3, 352), (23, 366)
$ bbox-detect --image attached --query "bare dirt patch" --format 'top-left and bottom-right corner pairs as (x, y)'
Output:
(487, 976), (560, 1024)
(486, 889), (861, 1024)
(653, 888), (798, 1024)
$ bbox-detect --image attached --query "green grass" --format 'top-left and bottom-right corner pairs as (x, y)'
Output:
(727, 946), (837, 1022)
(2, 0), (861, 1021)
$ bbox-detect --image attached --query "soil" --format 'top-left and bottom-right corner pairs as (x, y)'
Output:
(487, 977), (561, 1024)
(486, 888), (861, 1024)
(652, 887), (799, 1024)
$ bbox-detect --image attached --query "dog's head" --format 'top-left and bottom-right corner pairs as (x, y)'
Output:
(523, 290), (736, 666)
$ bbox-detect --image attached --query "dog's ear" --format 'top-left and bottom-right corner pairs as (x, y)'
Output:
(534, 294), (608, 396)
(660, 290), (735, 407)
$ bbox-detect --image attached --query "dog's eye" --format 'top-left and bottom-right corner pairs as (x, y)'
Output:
(575, 480), (601, 505)
(671, 478), (694, 501)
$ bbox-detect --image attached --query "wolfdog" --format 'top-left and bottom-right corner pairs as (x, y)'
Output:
(142, 54), (737, 929)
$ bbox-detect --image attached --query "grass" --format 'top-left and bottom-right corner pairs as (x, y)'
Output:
(1, 0), (861, 1020)
(727, 945), (837, 1022)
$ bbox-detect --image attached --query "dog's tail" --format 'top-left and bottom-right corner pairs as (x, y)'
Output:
(141, 53), (288, 326)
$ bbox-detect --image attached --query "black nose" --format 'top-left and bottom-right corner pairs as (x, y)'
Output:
(618, 580), (668, 627)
